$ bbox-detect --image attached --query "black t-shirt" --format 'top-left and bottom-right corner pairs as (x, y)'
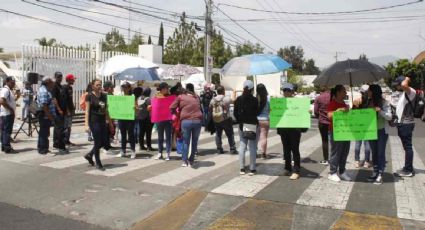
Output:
(86, 92), (107, 123)
(51, 83), (67, 113)
(62, 84), (75, 113)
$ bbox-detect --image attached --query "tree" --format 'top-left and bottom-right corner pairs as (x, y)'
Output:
(158, 23), (164, 47)
(277, 46), (304, 73)
(0, 47), (3, 53)
(127, 34), (144, 54)
(35, 37), (57, 46)
(163, 12), (198, 65)
(303, 58), (320, 75)
(101, 28), (126, 52)
(235, 41), (264, 56)
(385, 59), (425, 90)
(210, 30), (234, 68)
(359, 54), (368, 60)
(148, 36), (152, 45)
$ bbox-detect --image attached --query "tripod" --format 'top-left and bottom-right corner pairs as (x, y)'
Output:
(14, 109), (39, 138)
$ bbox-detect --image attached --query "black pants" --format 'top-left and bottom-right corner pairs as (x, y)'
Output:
(139, 118), (154, 148)
(279, 129), (302, 173)
(318, 123), (329, 161)
(87, 122), (105, 167)
(118, 120), (136, 152)
(53, 115), (66, 150)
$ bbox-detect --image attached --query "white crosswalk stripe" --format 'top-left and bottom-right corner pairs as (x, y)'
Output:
(296, 142), (358, 210)
(41, 152), (116, 169)
(389, 136), (425, 221)
(211, 133), (322, 197)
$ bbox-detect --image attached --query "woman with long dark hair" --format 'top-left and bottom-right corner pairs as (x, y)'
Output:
(170, 83), (203, 167)
(256, 83), (270, 159)
(367, 84), (392, 184)
(327, 85), (351, 182)
(234, 80), (259, 175)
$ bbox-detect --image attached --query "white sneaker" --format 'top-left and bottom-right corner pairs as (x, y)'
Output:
(103, 149), (111, 155)
(154, 153), (162, 160)
(116, 151), (125, 158)
(130, 150), (136, 159)
(328, 173), (341, 182)
(339, 172), (352, 181)
(165, 157), (170, 161)
(181, 162), (188, 167)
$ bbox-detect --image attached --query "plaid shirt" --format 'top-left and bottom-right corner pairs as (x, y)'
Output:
(37, 85), (56, 118)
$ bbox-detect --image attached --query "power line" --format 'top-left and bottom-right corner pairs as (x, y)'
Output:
(22, 0), (159, 38)
(213, 3), (276, 52)
(217, 0), (423, 15)
(0, 8), (107, 35)
(215, 24), (245, 43)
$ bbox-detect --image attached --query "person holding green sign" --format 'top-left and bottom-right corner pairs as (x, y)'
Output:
(277, 83), (303, 180)
(116, 81), (137, 159)
(327, 85), (351, 182)
(366, 84), (392, 185)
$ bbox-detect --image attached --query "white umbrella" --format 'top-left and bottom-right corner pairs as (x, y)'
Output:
(98, 55), (158, 76)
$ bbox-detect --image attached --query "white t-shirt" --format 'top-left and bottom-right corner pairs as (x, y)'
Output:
(395, 87), (416, 124)
(0, 86), (16, 116)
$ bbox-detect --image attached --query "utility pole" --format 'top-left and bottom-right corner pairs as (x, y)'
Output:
(334, 51), (345, 62)
(204, 0), (213, 83)
(127, 0), (131, 53)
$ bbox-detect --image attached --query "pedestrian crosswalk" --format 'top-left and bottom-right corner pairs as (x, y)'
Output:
(2, 129), (425, 222)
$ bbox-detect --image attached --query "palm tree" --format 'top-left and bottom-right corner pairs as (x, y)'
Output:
(34, 37), (57, 46)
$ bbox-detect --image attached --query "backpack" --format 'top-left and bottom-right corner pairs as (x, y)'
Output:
(201, 91), (213, 107)
(79, 92), (88, 111)
(405, 93), (425, 119)
(212, 98), (227, 123)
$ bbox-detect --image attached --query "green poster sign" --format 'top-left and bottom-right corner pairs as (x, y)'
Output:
(333, 108), (377, 141)
(270, 97), (311, 128)
(107, 95), (135, 120)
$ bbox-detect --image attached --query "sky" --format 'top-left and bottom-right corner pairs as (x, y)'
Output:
(1, 0), (425, 67)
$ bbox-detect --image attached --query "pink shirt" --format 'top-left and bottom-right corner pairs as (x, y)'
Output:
(170, 93), (203, 121)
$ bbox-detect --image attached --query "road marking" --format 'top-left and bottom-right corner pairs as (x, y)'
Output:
(211, 133), (322, 197)
(86, 157), (164, 177)
(41, 153), (116, 169)
(1, 152), (50, 163)
(389, 136), (425, 221)
(296, 142), (358, 210)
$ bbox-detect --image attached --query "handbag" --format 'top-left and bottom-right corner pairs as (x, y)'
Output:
(242, 123), (257, 140)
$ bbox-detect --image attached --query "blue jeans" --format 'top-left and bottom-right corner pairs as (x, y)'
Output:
(238, 130), (257, 171)
(214, 119), (236, 150)
(118, 120), (136, 152)
(354, 140), (371, 162)
(38, 116), (51, 153)
(181, 119), (202, 162)
(156, 120), (172, 154)
(397, 123), (415, 172)
(1, 115), (15, 151)
(369, 128), (388, 174)
(329, 133), (350, 175)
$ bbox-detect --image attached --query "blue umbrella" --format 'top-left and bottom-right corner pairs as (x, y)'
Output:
(115, 67), (160, 81)
(221, 54), (292, 76)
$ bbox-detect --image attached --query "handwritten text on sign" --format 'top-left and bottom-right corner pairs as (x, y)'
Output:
(270, 97), (311, 128)
(107, 95), (135, 120)
(333, 108), (377, 141)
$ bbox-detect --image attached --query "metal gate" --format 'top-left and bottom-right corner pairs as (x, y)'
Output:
(21, 44), (136, 113)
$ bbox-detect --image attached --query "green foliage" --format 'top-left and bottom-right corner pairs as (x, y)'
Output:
(101, 28), (127, 52)
(359, 54), (368, 60)
(235, 41), (264, 56)
(303, 58), (320, 75)
(35, 37), (57, 46)
(127, 34), (144, 53)
(384, 59), (425, 89)
(0, 47), (3, 53)
(277, 46), (304, 73)
(158, 23), (164, 47)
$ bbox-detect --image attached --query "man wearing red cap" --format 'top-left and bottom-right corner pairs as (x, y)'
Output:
(63, 74), (76, 146)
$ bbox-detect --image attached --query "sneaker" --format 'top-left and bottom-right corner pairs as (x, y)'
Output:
(96, 166), (105, 171)
(394, 169), (414, 177)
(289, 173), (300, 180)
(130, 150), (136, 159)
(181, 162), (188, 167)
(262, 153), (267, 159)
(84, 155), (94, 166)
(282, 170), (292, 176)
(218, 148), (224, 154)
(4, 148), (18, 154)
(147, 147), (157, 151)
(339, 172), (352, 181)
(140, 146), (147, 151)
(319, 160), (329, 165)
(165, 156), (170, 161)
(116, 151), (126, 158)
(367, 172), (379, 182)
(58, 149), (69, 155)
(364, 161), (372, 168)
(102, 149), (111, 155)
(373, 174), (383, 185)
(248, 170), (256, 176)
(328, 173), (341, 182)
(354, 161), (361, 168)
(231, 149), (238, 154)
(155, 153), (163, 160)
(240, 169), (246, 175)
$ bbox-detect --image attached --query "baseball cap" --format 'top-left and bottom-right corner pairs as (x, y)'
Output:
(65, 74), (76, 81)
(158, 82), (169, 90)
(392, 76), (405, 87)
(54, 71), (63, 78)
(243, 80), (254, 90)
(282, 83), (294, 91)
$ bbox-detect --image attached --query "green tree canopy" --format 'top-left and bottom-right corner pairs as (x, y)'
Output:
(277, 46), (304, 73)
(158, 23), (164, 47)
(385, 59), (425, 90)
(35, 37), (57, 46)
(127, 34), (144, 54)
(235, 41), (264, 56)
(101, 28), (126, 52)
(303, 58), (320, 75)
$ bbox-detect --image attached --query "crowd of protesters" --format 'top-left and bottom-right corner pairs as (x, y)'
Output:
(0, 72), (423, 184)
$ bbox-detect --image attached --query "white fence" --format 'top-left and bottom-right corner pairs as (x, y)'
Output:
(21, 44), (137, 113)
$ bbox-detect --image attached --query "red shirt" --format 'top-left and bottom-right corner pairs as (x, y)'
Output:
(327, 100), (348, 131)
